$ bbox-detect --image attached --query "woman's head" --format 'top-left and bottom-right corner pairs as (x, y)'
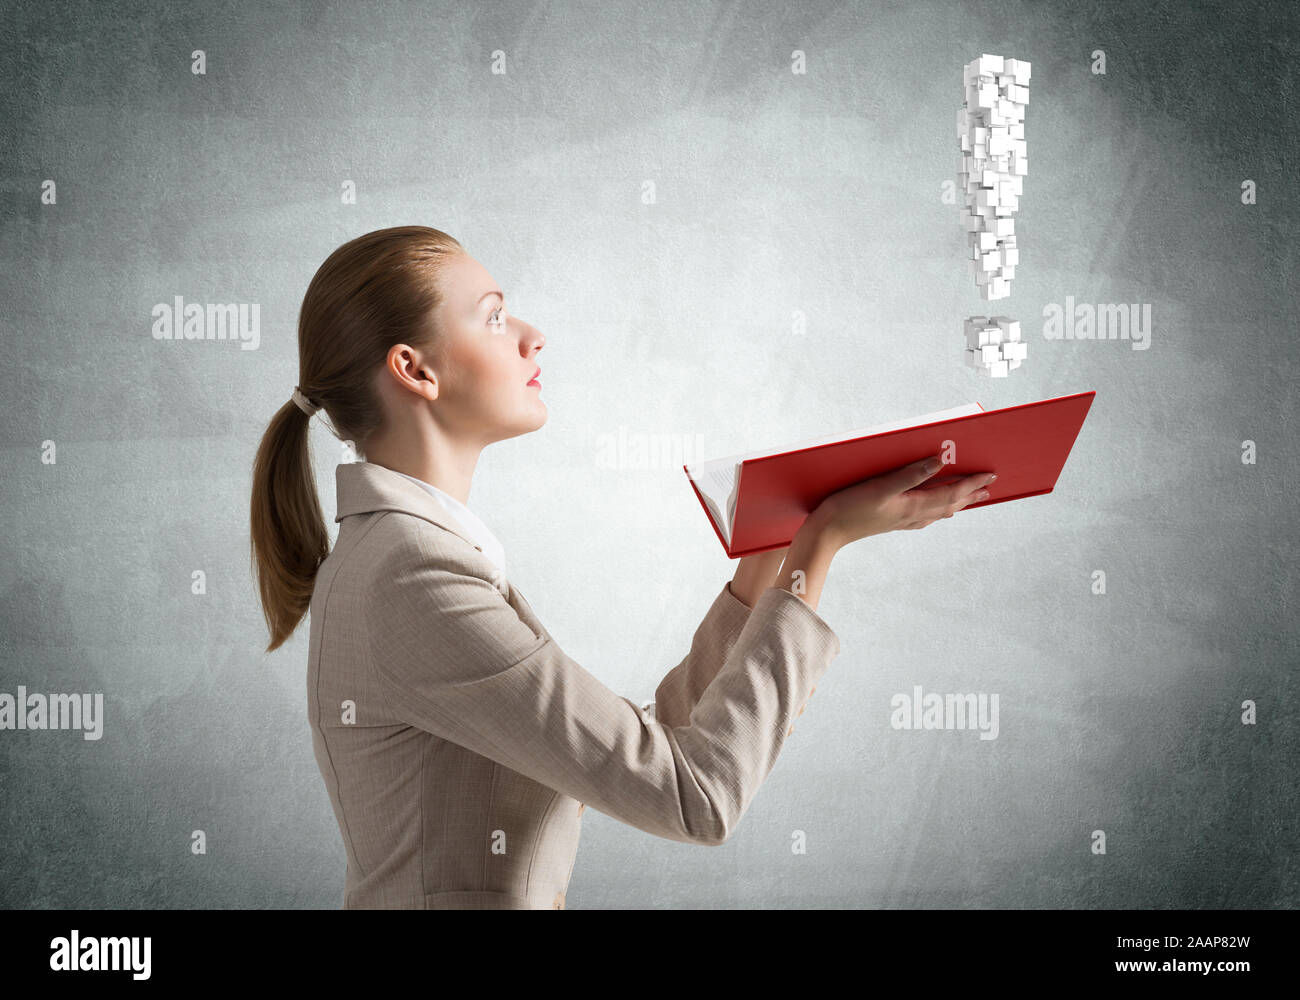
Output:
(368, 249), (547, 455)
(249, 225), (544, 652)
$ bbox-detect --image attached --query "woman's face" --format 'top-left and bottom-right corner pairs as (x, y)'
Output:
(422, 253), (546, 444)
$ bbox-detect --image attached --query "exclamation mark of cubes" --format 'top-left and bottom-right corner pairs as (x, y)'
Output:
(959, 53), (1028, 301)
(965, 316), (1027, 378)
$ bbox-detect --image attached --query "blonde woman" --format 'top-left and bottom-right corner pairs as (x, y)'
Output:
(249, 225), (995, 910)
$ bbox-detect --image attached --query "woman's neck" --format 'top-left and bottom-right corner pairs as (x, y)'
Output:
(363, 434), (481, 507)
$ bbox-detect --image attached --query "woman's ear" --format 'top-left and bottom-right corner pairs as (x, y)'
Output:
(385, 343), (439, 402)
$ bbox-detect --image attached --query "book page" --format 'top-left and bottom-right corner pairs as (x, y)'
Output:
(694, 403), (984, 472)
(685, 460), (739, 543)
(743, 402), (984, 462)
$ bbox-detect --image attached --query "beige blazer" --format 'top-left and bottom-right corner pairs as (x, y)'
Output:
(306, 460), (841, 909)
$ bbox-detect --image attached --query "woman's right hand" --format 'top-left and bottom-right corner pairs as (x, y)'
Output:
(809, 454), (997, 550)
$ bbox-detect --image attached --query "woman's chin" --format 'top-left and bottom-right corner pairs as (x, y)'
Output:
(494, 400), (547, 441)
(516, 402), (547, 435)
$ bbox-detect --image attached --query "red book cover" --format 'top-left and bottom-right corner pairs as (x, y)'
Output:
(685, 390), (1096, 558)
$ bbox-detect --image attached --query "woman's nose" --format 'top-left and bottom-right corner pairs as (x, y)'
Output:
(518, 319), (544, 351)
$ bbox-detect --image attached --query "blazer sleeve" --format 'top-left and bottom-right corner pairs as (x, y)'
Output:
(363, 527), (841, 847)
(648, 580), (754, 729)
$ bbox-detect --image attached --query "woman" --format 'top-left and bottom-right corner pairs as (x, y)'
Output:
(249, 225), (995, 909)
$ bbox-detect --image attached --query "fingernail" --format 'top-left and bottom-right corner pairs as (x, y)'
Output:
(976, 489), (990, 500)
(927, 458), (942, 473)
(987, 474), (997, 483)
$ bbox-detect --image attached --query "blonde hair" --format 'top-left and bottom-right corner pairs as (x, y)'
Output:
(249, 225), (465, 651)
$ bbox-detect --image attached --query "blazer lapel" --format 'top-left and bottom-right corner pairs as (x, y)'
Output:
(334, 461), (484, 555)
(334, 460), (527, 605)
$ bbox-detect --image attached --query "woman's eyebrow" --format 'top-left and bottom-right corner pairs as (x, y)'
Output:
(476, 290), (504, 307)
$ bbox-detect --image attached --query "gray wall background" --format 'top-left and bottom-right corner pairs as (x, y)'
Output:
(1, 0), (1296, 909)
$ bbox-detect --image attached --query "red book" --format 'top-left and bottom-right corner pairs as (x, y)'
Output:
(684, 390), (1097, 558)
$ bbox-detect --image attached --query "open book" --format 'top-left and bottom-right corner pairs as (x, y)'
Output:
(686, 404), (983, 548)
(683, 391), (1096, 558)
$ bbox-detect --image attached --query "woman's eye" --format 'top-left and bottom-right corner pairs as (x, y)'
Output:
(489, 307), (505, 329)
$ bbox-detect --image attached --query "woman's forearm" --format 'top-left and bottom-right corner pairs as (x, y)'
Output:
(729, 547), (789, 609)
(775, 511), (839, 613)
(729, 510), (840, 613)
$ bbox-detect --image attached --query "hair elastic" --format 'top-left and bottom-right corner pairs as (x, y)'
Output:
(291, 386), (320, 416)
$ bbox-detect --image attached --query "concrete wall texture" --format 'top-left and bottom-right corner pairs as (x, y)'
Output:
(0, 0), (1295, 908)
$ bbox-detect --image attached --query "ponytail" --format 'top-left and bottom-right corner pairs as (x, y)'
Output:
(249, 399), (329, 652)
